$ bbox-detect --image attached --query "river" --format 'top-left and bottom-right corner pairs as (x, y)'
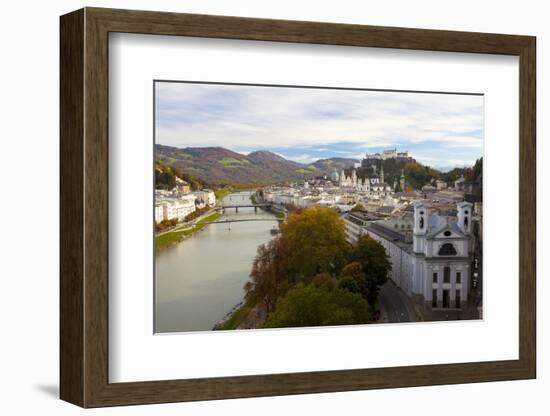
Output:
(154, 191), (277, 333)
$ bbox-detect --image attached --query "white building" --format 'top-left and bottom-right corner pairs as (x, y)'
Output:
(193, 189), (216, 206)
(344, 201), (473, 311)
(155, 193), (197, 223)
(155, 204), (165, 224)
(435, 179), (448, 190)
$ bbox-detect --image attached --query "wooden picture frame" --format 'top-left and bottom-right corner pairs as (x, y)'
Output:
(60, 7), (536, 408)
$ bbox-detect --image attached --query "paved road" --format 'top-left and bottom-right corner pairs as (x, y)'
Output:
(378, 281), (415, 323)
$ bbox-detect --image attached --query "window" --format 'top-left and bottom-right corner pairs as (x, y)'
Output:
(442, 289), (450, 308)
(432, 289), (437, 308)
(456, 290), (461, 308)
(443, 230), (451, 236)
(456, 271), (462, 284)
(433, 272), (438, 283)
(438, 243), (457, 256)
(443, 266), (451, 283)
(419, 216), (424, 229)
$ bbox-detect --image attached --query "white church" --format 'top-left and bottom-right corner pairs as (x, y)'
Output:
(333, 166), (391, 194)
(350, 201), (473, 311)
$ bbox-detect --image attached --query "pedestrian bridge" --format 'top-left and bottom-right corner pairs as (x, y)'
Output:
(215, 203), (272, 213)
(195, 217), (282, 230)
(195, 218), (282, 225)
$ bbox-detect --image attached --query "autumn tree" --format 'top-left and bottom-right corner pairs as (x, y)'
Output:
(349, 235), (391, 305)
(309, 272), (337, 291)
(280, 206), (350, 280)
(264, 283), (370, 328)
(244, 237), (289, 314)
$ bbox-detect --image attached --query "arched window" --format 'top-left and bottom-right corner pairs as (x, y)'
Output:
(438, 243), (457, 256)
(419, 216), (424, 229)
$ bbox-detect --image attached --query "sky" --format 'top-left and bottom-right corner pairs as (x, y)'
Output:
(155, 81), (483, 171)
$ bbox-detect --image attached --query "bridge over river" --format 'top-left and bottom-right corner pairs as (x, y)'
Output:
(195, 217), (282, 230)
(215, 203), (272, 213)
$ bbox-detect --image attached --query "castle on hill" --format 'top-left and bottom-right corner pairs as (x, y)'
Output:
(363, 148), (414, 163)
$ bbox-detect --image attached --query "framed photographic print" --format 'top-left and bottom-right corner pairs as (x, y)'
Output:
(60, 7), (536, 408)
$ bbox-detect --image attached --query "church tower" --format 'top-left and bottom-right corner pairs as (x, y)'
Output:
(380, 163), (385, 184)
(352, 169), (357, 187)
(457, 201), (473, 234)
(330, 168), (339, 183)
(413, 202), (430, 253)
(399, 169), (406, 191)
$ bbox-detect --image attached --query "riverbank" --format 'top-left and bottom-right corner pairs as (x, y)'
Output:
(155, 211), (222, 251)
(214, 300), (268, 330)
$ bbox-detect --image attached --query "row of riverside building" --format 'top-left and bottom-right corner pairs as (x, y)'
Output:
(155, 186), (216, 224)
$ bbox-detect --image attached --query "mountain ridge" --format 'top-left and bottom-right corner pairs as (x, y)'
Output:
(155, 144), (357, 185)
(154, 144), (476, 188)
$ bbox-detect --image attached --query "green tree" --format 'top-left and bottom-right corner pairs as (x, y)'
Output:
(280, 206), (350, 280)
(339, 261), (369, 299)
(338, 276), (361, 295)
(310, 272), (337, 291)
(244, 237), (289, 314)
(264, 283), (370, 328)
(349, 236), (391, 304)
(403, 162), (440, 189)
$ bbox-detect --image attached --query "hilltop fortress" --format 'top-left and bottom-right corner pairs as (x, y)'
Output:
(362, 148), (415, 164)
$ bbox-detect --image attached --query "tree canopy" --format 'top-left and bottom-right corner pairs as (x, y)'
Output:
(339, 261), (369, 299)
(244, 237), (289, 313)
(349, 236), (391, 305)
(264, 283), (370, 328)
(280, 206), (350, 280)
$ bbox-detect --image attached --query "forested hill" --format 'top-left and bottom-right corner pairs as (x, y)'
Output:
(155, 144), (357, 186)
(155, 162), (208, 191)
(348, 156), (481, 190)
(155, 144), (481, 189)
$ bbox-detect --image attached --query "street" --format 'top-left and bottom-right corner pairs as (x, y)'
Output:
(378, 280), (416, 323)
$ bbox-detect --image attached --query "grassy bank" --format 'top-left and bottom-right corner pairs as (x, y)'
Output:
(214, 187), (233, 201)
(155, 211), (222, 251)
(219, 301), (255, 330)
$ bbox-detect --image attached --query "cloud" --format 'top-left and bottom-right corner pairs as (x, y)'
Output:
(155, 82), (483, 167)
